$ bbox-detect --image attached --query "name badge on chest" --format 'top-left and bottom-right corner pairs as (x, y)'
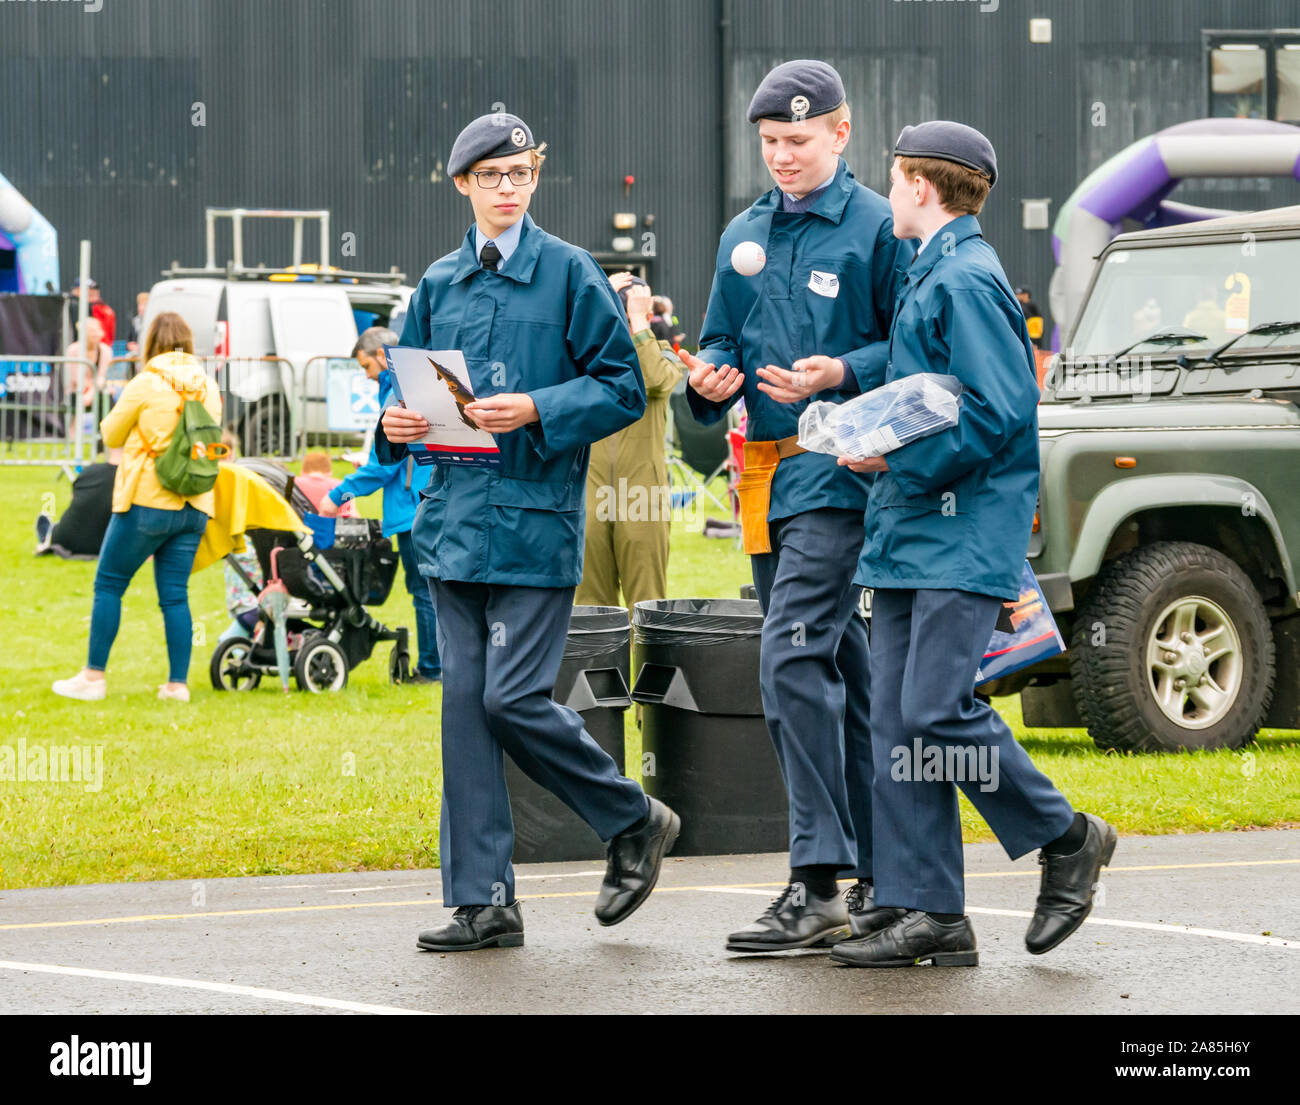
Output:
(808, 270), (840, 298)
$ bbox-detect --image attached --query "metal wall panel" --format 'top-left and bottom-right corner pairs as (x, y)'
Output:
(3, 0), (1299, 345)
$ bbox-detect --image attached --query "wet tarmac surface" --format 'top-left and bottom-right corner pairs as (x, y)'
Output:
(2, 829), (1296, 1014)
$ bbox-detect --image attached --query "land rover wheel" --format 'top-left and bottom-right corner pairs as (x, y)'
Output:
(1070, 541), (1273, 752)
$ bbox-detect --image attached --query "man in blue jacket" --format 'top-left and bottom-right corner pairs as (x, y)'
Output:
(682, 60), (913, 952)
(320, 326), (440, 683)
(377, 113), (679, 952)
(826, 122), (1117, 969)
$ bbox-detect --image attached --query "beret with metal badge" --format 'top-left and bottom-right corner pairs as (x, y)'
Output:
(746, 59), (846, 123)
(448, 112), (537, 178)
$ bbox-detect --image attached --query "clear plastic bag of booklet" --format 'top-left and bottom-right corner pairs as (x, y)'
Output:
(797, 373), (962, 458)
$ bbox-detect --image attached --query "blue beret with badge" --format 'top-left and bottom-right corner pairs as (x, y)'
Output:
(893, 120), (998, 188)
(746, 59), (846, 123)
(448, 112), (537, 178)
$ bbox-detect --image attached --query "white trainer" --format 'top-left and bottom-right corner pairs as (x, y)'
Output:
(52, 672), (107, 701)
(157, 684), (191, 702)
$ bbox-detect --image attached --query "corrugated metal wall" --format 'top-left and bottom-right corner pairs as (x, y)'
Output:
(3, 0), (1298, 344)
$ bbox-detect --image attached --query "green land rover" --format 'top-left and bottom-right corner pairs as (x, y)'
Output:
(1007, 205), (1300, 753)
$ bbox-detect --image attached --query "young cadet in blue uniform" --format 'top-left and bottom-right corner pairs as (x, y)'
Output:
(826, 123), (1117, 969)
(681, 60), (914, 952)
(378, 113), (680, 952)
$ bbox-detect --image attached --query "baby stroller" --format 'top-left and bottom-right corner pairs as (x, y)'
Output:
(209, 460), (411, 692)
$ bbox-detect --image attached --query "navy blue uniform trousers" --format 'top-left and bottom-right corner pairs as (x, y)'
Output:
(750, 508), (873, 876)
(431, 579), (649, 906)
(869, 587), (1075, 913)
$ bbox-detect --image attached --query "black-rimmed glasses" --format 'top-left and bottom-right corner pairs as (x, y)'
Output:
(469, 166), (536, 188)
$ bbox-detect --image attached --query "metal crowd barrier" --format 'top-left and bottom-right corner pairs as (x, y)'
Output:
(1, 351), (379, 468)
(296, 354), (372, 460)
(201, 355), (300, 461)
(0, 354), (103, 468)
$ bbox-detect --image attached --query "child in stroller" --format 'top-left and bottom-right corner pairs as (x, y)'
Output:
(209, 460), (412, 692)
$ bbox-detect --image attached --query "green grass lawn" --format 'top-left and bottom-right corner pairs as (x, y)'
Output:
(1, 464), (1297, 889)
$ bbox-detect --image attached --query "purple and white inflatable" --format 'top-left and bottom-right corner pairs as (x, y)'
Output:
(1048, 118), (1300, 348)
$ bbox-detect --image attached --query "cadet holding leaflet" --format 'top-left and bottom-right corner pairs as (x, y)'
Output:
(377, 112), (679, 953)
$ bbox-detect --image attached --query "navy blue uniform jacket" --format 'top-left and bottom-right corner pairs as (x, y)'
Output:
(376, 214), (646, 587)
(855, 215), (1040, 600)
(689, 158), (913, 521)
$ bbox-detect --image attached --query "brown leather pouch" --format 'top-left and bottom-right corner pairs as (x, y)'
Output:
(736, 436), (806, 555)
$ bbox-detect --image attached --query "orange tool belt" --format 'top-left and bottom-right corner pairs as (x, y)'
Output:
(735, 434), (807, 555)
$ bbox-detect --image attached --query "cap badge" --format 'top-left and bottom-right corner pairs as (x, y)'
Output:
(790, 94), (810, 117)
(510, 127), (527, 147)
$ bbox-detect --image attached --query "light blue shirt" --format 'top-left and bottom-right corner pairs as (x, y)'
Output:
(473, 219), (524, 267)
(780, 169), (839, 214)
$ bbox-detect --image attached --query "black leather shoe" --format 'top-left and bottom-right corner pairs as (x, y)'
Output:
(594, 797), (680, 926)
(1025, 812), (1118, 955)
(844, 881), (907, 940)
(416, 903), (524, 951)
(725, 882), (849, 952)
(830, 910), (979, 968)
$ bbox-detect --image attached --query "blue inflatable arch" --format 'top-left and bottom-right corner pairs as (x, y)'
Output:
(0, 171), (60, 295)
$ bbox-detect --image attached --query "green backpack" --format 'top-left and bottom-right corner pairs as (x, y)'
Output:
(143, 371), (224, 497)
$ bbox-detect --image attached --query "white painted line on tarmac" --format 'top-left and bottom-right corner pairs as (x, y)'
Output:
(693, 891), (1298, 949)
(963, 906), (1298, 949)
(0, 960), (435, 1015)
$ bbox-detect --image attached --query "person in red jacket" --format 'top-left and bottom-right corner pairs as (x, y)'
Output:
(73, 278), (117, 346)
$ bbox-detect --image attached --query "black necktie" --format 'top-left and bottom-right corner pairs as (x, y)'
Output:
(480, 241), (501, 272)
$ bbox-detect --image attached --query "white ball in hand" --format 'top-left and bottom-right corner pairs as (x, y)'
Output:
(730, 241), (766, 277)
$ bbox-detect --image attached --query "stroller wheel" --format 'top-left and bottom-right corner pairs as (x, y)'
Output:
(210, 637), (262, 691)
(389, 644), (411, 685)
(294, 635), (349, 693)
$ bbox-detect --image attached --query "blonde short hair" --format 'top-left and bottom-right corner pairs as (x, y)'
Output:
(821, 102), (851, 130)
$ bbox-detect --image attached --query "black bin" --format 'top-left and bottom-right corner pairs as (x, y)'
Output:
(631, 598), (788, 856)
(505, 605), (631, 863)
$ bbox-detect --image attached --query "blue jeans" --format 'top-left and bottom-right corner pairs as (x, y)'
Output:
(397, 530), (441, 678)
(88, 504), (209, 683)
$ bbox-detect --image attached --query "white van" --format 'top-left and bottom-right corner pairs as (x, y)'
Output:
(139, 209), (412, 455)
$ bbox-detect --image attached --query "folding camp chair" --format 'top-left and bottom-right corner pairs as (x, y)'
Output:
(666, 383), (736, 515)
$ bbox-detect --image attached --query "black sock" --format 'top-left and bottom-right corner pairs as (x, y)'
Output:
(790, 865), (839, 898)
(927, 911), (964, 924)
(1044, 812), (1088, 856)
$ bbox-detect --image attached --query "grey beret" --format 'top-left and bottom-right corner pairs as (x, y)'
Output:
(747, 59), (845, 123)
(894, 121), (997, 188)
(448, 112), (536, 178)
